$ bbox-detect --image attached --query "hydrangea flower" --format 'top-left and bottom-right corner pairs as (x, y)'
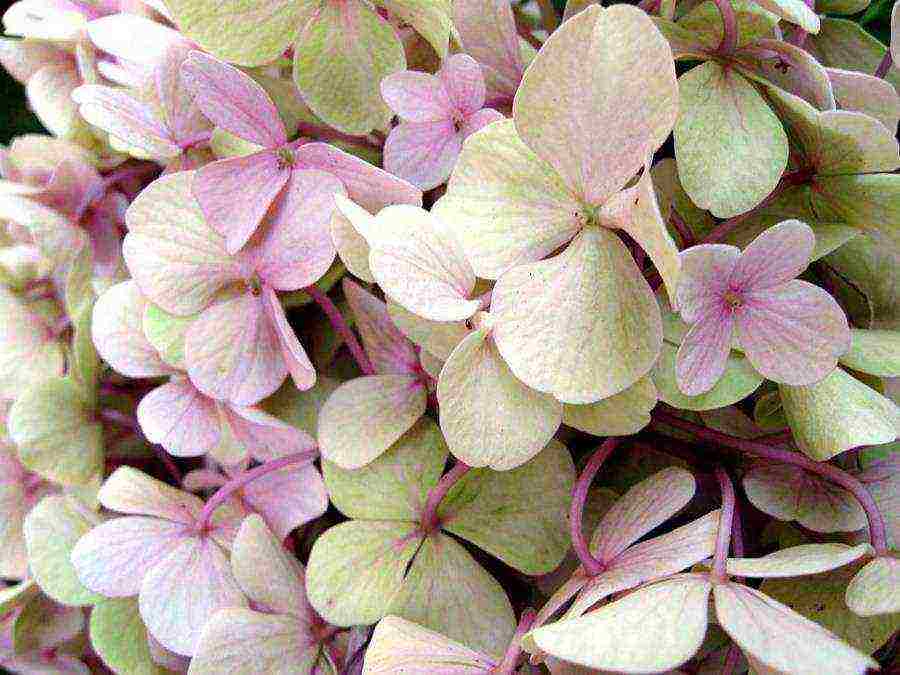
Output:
(381, 54), (503, 190)
(675, 219), (851, 395)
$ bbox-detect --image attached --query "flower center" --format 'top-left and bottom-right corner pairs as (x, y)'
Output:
(276, 147), (295, 170)
(247, 276), (263, 296)
(723, 290), (743, 309)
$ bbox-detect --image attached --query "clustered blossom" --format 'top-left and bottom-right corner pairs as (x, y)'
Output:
(0, 0), (896, 672)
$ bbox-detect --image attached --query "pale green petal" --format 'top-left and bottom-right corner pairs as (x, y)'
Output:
(305, 520), (423, 627)
(726, 543), (871, 579)
(142, 303), (195, 370)
(811, 174), (900, 250)
(562, 376), (656, 436)
(164, 0), (309, 66)
(435, 119), (581, 280)
(293, 1), (405, 134)
(91, 598), (168, 675)
(23, 494), (103, 606)
(374, 0), (451, 57)
(388, 532), (515, 660)
(9, 377), (103, 486)
(780, 369), (899, 461)
(845, 557), (900, 618)
(438, 439), (575, 575)
(675, 62), (788, 218)
(490, 227), (662, 404)
(809, 18), (900, 92)
(322, 417), (447, 521)
(678, 0), (781, 51)
(437, 326), (562, 471)
(839, 329), (900, 377)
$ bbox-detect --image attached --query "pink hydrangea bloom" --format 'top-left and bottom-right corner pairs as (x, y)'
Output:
(675, 220), (851, 395)
(182, 51), (420, 254)
(381, 54), (504, 190)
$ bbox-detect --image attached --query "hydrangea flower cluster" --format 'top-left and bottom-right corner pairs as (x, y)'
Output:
(0, 0), (897, 672)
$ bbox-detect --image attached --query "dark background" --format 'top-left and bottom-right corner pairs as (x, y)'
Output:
(0, 0), (896, 145)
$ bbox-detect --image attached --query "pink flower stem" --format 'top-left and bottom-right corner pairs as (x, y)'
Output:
(712, 0), (737, 55)
(721, 644), (742, 675)
(570, 438), (620, 576)
(712, 467), (735, 581)
(652, 410), (889, 555)
(420, 460), (471, 531)
(198, 450), (319, 530)
(305, 285), (375, 376)
(669, 208), (695, 248)
(496, 608), (537, 674)
(294, 122), (383, 150)
(101, 162), (159, 191)
(875, 51), (894, 79)
(178, 131), (213, 150)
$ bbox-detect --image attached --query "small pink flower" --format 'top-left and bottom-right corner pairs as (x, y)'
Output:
(675, 220), (851, 395)
(381, 54), (504, 190)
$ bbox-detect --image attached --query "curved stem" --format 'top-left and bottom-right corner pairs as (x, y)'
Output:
(305, 286), (375, 376)
(421, 460), (471, 531)
(652, 410), (888, 555)
(198, 450), (319, 530)
(535, 0), (559, 32)
(669, 208), (695, 248)
(875, 51), (893, 79)
(712, 0), (737, 56)
(570, 438), (619, 576)
(713, 467), (735, 581)
(496, 608), (536, 675)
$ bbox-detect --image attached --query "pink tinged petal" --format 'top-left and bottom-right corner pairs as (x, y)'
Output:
(72, 85), (179, 160)
(676, 306), (736, 396)
(41, 157), (102, 219)
(591, 467), (697, 563)
(736, 279), (851, 386)
(730, 220), (815, 292)
(223, 403), (317, 464)
(123, 172), (246, 316)
(261, 287), (316, 391)
(453, 0), (523, 102)
(252, 169), (344, 290)
(369, 205), (479, 322)
(571, 510), (720, 617)
(713, 582), (877, 675)
(383, 120), (462, 191)
(460, 107), (504, 137)
(138, 535), (247, 656)
(185, 293), (286, 406)
(676, 244), (740, 324)
(180, 51), (286, 147)
(71, 516), (191, 597)
(182, 469), (228, 493)
(137, 379), (222, 458)
(240, 463), (328, 539)
(343, 278), (419, 376)
(513, 4), (678, 204)
(155, 40), (210, 143)
(87, 15), (183, 66)
(92, 281), (171, 379)
(193, 151), (290, 255)
(86, 191), (127, 276)
(439, 53), (487, 116)
(99, 466), (205, 524)
(380, 70), (453, 122)
(293, 141), (422, 212)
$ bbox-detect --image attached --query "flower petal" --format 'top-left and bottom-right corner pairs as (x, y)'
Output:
(136, 379), (221, 458)
(383, 119), (461, 191)
(439, 53), (486, 116)
(731, 220), (815, 291)
(513, 4), (677, 203)
(222, 403), (316, 463)
(453, 0), (523, 102)
(185, 293), (286, 406)
(725, 543), (871, 579)
(193, 152), (290, 255)
(675, 305), (735, 396)
(98, 466), (204, 524)
(317, 374), (426, 469)
(240, 462), (328, 540)
(369, 204), (478, 322)
(380, 69), (452, 122)
(736, 279), (850, 385)
(675, 245), (740, 324)
(490, 227), (662, 403)
(343, 278), (419, 376)
(261, 286), (315, 391)
(138, 535), (247, 656)
(181, 51), (286, 147)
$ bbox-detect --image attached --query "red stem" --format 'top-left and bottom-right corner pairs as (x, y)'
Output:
(721, 644), (742, 675)
(652, 410), (888, 555)
(420, 460), (471, 531)
(305, 286), (375, 376)
(496, 609), (536, 674)
(178, 131), (213, 150)
(197, 450), (319, 530)
(713, 467), (735, 580)
(570, 438), (619, 576)
(669, 208), (695, 248)
(712, 0), (737, 55)
(875, 51), (894, 79)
